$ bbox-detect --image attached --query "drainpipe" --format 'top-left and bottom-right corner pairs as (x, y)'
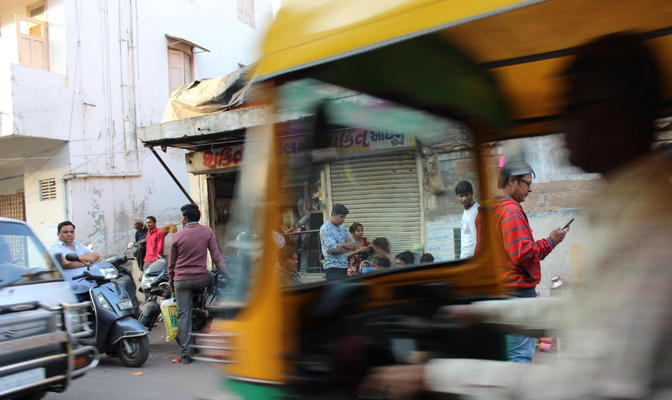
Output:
(149, 147), (195, 204)
(62, 178), (70, 221)
(62, 173), (142, 180)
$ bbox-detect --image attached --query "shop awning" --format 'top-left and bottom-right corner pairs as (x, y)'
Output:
(136, 105), (312, 150)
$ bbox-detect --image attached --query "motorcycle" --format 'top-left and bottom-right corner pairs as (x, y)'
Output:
(65, 253), (150, 367)
(138, 255), (230, 340)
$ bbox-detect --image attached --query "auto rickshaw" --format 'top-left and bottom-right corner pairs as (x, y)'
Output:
(197, 1), (672, 399)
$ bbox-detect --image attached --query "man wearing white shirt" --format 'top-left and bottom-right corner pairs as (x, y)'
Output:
(49, 221), (100, 301)
(456, 181), (479, 259)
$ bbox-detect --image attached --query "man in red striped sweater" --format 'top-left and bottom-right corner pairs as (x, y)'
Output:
(483, 160), (567, 363)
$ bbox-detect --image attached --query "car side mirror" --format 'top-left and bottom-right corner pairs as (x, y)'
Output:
(65, 253), (81, 262)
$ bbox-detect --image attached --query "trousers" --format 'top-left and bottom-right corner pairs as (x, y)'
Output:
(175, 273), (214, 357)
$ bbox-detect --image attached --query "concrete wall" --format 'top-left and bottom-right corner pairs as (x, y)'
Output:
(0, 0), (273, 254)
(10, 64), (69, 140)
(0, 0), (66, 136)
(134, 0), (274, 126)
(23, 144), (70, 248)
(0, 0), (67, 72)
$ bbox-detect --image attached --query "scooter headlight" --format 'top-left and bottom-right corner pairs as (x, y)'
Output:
(141, 274), (157, 290)
(100, 267), (119, 280)
(96, 293), (112, 311)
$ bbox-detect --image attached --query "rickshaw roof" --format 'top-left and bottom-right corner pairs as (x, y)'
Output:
(259, 0), (672, 138)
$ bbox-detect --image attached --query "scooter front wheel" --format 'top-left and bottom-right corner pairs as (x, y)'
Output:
(116, 336), (149, 367)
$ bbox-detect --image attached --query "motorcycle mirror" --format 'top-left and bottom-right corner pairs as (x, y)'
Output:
(86, 243), (93, 250)
(127, 241), (134, 249)
(65, 253), (81, 262)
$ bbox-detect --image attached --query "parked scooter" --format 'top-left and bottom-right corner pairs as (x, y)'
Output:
(100, 249), (140, 317)
(137, 256), (169, 330)
(138, 255), (230, 335)
(65, 253), (150, 367)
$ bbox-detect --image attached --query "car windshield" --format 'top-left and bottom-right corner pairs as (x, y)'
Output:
(0, 221), (63, 289)
(224, 78), (479, 301)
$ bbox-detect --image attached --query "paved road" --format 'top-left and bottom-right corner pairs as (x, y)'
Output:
(46, 328), (226, 400)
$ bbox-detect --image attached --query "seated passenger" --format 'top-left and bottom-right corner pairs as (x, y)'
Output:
(360, 260), (374, 274)
(420, 253), (435, 263)
(363, 256), (391, 274)
(371, 237), (393, 266)
(277, 246), (302, 286)
(395, 250), (415, 267)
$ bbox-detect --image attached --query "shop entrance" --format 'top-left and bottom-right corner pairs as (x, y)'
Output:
(208, 171), (237, 257)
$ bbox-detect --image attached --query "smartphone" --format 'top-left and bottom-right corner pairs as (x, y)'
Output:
(562, 218), (575, 230)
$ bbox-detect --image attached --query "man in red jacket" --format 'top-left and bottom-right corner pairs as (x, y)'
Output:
(488, 161), (567, 362)
(169, 203), (231, 364)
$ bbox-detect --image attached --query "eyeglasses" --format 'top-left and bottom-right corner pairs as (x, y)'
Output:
(518, 178), (532, 188)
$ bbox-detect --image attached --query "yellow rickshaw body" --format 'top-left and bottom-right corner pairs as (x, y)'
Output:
(210, 0), (672, 396)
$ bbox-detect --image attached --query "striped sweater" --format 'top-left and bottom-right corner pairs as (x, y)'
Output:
(475, 197), (555, 290)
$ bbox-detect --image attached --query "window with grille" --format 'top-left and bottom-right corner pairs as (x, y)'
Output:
(0, 193), (26, 221)
(39, 179), (56, 201)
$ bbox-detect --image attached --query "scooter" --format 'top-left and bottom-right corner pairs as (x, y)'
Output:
(66, 253), (150, 367)
(137, 256), (169, 330)
(100, 249), (140, 317)
(138, 256), (230, 335)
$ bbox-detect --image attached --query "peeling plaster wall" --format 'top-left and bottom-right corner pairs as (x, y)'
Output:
(67, 147), (189, 255)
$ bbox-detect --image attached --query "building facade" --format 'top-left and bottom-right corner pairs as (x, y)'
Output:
(0, 0), (273, 251)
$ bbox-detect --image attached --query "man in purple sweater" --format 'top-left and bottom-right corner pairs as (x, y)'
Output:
(169, 203), (230, 364)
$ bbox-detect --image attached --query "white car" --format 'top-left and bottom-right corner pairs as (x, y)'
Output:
(0, 218), (98, 400)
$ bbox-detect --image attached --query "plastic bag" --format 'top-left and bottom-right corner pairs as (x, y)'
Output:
(426, 153), (447, 195)
(160, 297), (179, 342)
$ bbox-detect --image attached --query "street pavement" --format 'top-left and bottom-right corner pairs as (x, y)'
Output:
(46, 327), (225, 400)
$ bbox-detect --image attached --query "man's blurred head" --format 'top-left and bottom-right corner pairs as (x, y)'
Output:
(561, 33), (661, 174)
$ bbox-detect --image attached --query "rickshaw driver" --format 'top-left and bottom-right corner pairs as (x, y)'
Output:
(359, 33), (672, 400)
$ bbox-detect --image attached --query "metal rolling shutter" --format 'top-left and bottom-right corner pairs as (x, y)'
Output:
(330, 154), (421, 255)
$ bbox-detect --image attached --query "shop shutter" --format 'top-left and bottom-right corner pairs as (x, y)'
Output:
(330, 153), (421, 255)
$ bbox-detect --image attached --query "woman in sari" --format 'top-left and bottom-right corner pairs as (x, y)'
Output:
(346, 223), (371, 276)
